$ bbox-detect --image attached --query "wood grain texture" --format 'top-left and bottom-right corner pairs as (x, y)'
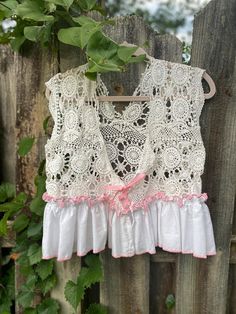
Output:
(47, 44), (83, 314)
(99, 17), (182, 314)
(176, 0), (236, 313)
(14, 45), (58, 313)
(0, 45), (17, 183)
(150, 262), (176, 314)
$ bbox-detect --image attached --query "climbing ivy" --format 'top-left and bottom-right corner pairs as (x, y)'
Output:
(0, 131), (107, 313)
(0, 0), (146, 79)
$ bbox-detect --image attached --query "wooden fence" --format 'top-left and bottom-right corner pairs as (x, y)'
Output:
(0, 0), (236, 313)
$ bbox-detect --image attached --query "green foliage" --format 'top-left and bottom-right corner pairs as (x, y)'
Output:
(0, 192), (27, 235)
(0, 182), (15, 203)
(12, 213), (30, 232)
(0, 264), (15, 313)
(64, 254), (103, 310)
(17, 137), (35, 156)
(36, 298), (60, 313)
(27, 243), (42, 265)
(0, 0), (147, 77)
(15, 0), (54, 22)
(85, 303), (108, 314)
(165, 293), (175, 310)
(35, 259), (54, 280)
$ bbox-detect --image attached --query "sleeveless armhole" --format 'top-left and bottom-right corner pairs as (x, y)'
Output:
(194, 67), (206, 117)
(45, 73), (62, 140)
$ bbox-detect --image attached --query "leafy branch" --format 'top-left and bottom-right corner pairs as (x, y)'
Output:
(0, 0), (146, 79)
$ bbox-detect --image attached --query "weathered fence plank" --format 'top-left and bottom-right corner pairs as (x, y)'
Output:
(0, 46), (17, 184)
(14, 45), (58, 313)
(49, 44), (83, 314)
(1, 0), (236, 312)
(176, 0), (236, 313)
(99, 16), (183, 314)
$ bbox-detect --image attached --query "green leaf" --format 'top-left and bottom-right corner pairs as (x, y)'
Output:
(38, 273), (57, 295)
(17, 275), (37, 308)
(127, 54), (146, 64)
(0, 0), (18, 17)
(64, 279), (85, 310)
(17, 289), (34, 308)
(27, 220), (43, 237)
(82, 254), (103, 287)
(85, 71), (97, 81)
(27, 243), (42, 265)
(85, 303), (108, 314)
(24, 25), (43, 42)
(0, 182), (15, 203)
(117, 45), (138, 62)
(15, 0), (54, 22)
(34, 175), (46, 196)
(15, 192), (27, 205)
(86, 59), (122, 73)
(35, 259), (54, 280)
(45, 0), (73, 9)
(0, 209), (16, 235)
(78, 0), (97, 11)
(165, 294), (175, 310)
(72, 15), (97, 26)
(10, 36), (26, 52)
(86, 31), (121, 68)
(13, 213), (30, 232)
(29, 197), (45, 216)
(58, 23), (100, 49)
(18, 137), (35, 156)
(37, 298), (60, 314)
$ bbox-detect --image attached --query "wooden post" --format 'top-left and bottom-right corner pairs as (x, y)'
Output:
(176, 0), (236, 313)
(100, 16), (182, 314)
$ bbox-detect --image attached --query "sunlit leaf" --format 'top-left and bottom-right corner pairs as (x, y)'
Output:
(45, 0), (73, 9)
(15, 0), (54, 22)
(87, 31), (117, 61)
(58, 23), (100, 49)
(117, 45), (138, 62)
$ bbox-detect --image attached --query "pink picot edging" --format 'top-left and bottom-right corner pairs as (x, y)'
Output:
(42, 243), (216, 262)
(42, 191), (208, 216)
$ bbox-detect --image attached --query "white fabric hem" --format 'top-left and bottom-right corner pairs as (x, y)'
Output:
(42, 199), (216, 261)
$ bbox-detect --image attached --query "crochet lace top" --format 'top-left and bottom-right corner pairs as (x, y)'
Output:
(42, 57), (216, 260)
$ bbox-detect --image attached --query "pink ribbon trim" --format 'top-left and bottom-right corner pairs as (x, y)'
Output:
(42, 189), (208, 215)
(103, 173), (146, 214)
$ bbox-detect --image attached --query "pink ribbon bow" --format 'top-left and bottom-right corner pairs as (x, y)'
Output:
(104, 173), (146, 214)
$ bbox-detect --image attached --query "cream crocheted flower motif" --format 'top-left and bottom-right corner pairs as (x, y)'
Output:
(44, 58), (206, 204)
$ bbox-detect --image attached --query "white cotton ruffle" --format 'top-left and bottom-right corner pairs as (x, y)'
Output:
(41, 198), (216, 261)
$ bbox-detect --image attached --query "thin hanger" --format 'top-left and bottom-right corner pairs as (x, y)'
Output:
(202, 72), (216, 99)
(97, 41), (216, 101)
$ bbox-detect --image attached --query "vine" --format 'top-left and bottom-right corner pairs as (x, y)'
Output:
(0, 124), (107, 313)
(0, 0), (146, 80)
